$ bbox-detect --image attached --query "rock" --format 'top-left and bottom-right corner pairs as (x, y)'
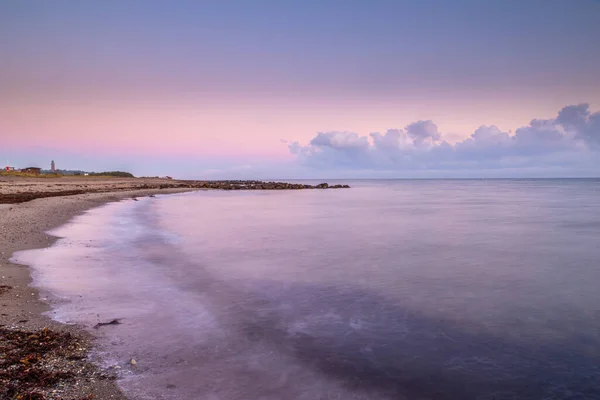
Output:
(94, 319), (122, 329)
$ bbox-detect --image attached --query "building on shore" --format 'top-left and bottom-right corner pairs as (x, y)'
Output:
(21, 167), (41, 175)
(51, 160), (56, 172)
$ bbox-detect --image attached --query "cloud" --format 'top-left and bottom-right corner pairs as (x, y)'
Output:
(289, 104), (600, 175)
(555, 104), (600, 148)
(405, 120), (441, 145)
(310, 132), (370, 150)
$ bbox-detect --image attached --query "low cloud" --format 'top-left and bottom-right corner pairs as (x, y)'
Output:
(288, 104), (600, 175)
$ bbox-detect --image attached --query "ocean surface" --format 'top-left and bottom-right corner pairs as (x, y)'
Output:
(13, 179), (600, 399)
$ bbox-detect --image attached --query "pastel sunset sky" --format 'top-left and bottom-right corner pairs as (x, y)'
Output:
(1, 0), (600, 178)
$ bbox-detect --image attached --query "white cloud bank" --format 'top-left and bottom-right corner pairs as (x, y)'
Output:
(288, 104), (600, 177)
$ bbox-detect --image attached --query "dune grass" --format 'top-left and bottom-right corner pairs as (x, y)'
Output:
(0, 171), (61, 178)
(1, 171), (135, 178)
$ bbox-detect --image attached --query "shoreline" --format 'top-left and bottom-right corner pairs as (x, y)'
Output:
(0, 176), (350, 204)
(0, 188), (196, 399)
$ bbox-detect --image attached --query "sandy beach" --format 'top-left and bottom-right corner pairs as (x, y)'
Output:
(0, 176), (200, 205)
(0, 177), (199, 399)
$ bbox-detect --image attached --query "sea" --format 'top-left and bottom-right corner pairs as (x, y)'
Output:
(12, 179), (600, 400)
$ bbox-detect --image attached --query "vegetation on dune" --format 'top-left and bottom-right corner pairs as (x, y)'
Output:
(87, 171), (134, 178)
(42, 169), (134, 177)
(1, 170), (135, 178)
(0, 171), (59, 178)
(41, 169), (86, 176)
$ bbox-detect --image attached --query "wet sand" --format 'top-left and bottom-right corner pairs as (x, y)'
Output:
(0, 182), (197, 399)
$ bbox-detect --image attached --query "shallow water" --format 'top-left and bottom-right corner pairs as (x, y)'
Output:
(13, 180), (600, 399)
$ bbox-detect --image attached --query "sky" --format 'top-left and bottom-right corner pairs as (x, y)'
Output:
(1, 0), (599, 178)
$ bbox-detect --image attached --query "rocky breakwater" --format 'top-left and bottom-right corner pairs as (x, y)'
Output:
(0, 180), (350, 204)
(188, 181), (350, 190)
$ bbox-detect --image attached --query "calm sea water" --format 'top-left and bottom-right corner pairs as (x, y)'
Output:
(14, 180), (600, 399)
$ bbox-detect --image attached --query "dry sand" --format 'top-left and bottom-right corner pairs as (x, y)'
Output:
(1, 178), (199, 399)
(0, 176), (198, 204)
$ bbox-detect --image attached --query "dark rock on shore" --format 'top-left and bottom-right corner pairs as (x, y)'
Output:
(193, 181), (350, 191)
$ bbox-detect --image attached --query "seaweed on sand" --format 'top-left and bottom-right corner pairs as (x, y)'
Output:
(0, 285), (13, 295)
(0, 327), (112, 400)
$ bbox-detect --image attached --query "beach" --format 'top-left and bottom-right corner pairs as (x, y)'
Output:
(0, 176), (349, 399)
(0, 177), (199, 399)
(0, 176), (194, 204)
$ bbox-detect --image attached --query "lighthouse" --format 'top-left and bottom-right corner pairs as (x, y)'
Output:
(51, 160), (56, 172)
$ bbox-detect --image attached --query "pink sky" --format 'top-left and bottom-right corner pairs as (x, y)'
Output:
(3, 88), (599, 160)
